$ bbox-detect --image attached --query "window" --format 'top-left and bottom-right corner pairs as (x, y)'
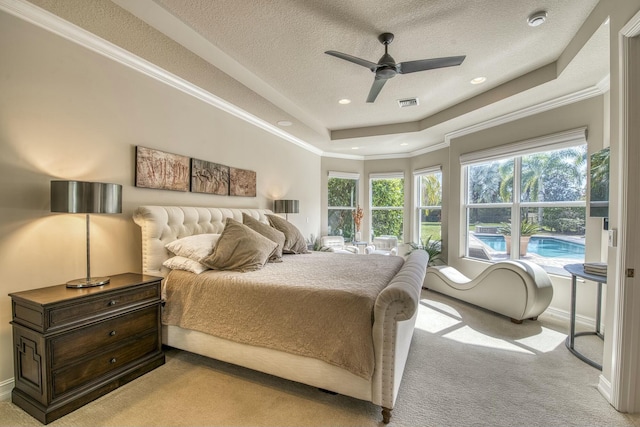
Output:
(415, 167), (442, 243)
(370, 173), (404, 241)
(328, 172), (358, 241)
(461, 128), (587, 273)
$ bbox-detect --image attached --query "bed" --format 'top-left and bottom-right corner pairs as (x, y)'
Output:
(133, 206), (428, 423)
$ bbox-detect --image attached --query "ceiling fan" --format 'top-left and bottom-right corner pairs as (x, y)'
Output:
(325, 32), (466, 103)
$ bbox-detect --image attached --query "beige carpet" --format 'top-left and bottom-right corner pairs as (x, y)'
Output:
(2, 289), (639, 427)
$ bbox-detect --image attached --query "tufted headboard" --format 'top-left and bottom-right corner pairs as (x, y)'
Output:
(133, 206), (273, 276)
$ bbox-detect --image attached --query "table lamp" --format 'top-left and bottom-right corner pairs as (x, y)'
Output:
(51, 180), (122, 288)
(273, 199), (299, 221)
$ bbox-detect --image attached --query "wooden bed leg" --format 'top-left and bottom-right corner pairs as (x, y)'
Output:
(382, 407), (392, 424)
(510, 318), (523, 324)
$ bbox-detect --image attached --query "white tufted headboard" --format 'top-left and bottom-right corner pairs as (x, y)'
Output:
(133, 206), (273, 276)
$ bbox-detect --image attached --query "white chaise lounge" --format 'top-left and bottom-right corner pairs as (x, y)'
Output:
(424, 260), (553, 323)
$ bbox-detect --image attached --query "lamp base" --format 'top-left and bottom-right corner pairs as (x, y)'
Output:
(66, 277), (111, 288)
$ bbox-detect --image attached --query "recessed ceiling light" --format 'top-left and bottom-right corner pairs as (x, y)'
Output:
(351, 147), (359, 150)
(400, 143), (409, 146)
(338, 98), (351, 105)
(277, 120), (292, 127)
(470, 77), (486, 85)
(527, 11), (547, 27)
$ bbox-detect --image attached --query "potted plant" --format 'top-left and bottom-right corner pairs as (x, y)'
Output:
(406, 235), (444, 266)
(498, 220), (540, 256)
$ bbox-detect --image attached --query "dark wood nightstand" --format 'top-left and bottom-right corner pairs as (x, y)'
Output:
(9, 273), (165, 424)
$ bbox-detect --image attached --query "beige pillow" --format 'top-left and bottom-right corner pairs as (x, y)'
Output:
(266, 214), (309, 254)
(163, 256), (209, 274)
(165, 234), (220, 261)
(242, 213), (285, 262)
(201, 218), (277, 272)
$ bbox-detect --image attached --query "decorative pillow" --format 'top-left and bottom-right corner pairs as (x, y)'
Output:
(163, 256), (209, 274)
(242, 213), (285, 262)
(266, 214), (309, 254)
(165, 234), (220, 261)
(201, 218), (277, 272)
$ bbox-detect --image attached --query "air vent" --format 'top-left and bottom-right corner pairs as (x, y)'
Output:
(398, 98), (419, 108)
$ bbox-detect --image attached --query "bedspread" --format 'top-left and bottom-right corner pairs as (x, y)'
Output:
(162, 252), (404, 378)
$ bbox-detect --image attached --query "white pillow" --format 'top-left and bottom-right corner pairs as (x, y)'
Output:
(165, 234), (221, 261)
(163, 256), (209, 274)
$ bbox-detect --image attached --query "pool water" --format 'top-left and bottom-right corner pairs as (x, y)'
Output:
(475, 235), (584, 259)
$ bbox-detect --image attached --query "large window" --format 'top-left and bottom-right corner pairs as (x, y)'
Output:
(370, 173), (404, 241)
(462, 129), (587, 273)
(415, 167), (442, 243)
(328, 172), (358, 241)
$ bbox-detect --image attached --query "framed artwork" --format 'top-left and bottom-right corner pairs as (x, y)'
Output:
(191, 158), (229, 195)
(135, 146), (190, 191)
(229, 167), (257, 197)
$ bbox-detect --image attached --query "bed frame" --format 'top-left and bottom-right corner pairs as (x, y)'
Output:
(133, 206), (428, 423)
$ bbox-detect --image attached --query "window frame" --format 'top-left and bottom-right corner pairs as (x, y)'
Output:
(461, 128), (588, 265)
(414, 166), (442, 244)
(327, 171), (359, 240)
(369, 172), (405, 241)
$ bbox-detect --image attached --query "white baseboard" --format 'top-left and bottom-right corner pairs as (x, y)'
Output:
(0, 378), (14, 402)
(544, 306), (600, 330)
(598, 374), (612, 404)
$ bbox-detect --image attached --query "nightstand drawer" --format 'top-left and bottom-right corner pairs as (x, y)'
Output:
(49, 283), (159, 330)
(51, 306), (158, 369)
(52, 331), (159, 398)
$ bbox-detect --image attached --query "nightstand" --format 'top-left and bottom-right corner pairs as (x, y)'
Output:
(9, 273), (165, 424)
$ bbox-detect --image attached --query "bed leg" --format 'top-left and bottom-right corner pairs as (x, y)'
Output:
(382, 407), (392, 424)
(510, 318), (523, 324)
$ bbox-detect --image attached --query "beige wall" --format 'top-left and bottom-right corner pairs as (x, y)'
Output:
(0, 10), (320, 385)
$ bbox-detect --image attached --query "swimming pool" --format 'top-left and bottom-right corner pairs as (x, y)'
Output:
(474, 235), (585, 259)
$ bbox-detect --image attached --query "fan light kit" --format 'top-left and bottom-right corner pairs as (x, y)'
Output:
(325, 32), (466, 103)
(528, 11), (547, 27)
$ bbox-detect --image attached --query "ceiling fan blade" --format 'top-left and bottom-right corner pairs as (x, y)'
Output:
(398, 55), (466, 74)
(325, 50), (378, 72)
(366, 77), (387, 103)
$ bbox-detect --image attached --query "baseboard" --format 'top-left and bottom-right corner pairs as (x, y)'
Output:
(0, 378), (14, 402)
(544, 306), (599, 330)
(597, 374), (612, 404)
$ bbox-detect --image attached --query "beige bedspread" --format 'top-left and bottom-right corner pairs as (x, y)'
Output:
(162, 252), (404, 379)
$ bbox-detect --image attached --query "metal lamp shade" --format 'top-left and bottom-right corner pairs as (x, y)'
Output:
(51, 180), (122, 288)
(273, 199), (299, 214)
(51, 181), (122, 214)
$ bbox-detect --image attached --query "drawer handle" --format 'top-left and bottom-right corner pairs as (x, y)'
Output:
(110, 358), (117, 364)
(108, 300), (117, 306)
(109, 330), (117, 336)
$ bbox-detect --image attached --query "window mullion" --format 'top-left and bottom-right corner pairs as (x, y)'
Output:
(511, 157), (522, 259)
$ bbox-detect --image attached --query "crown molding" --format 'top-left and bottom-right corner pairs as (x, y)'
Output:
(0, 0), (323, 156)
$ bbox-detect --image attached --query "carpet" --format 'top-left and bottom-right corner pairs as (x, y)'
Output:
(1, 289), (638, 426)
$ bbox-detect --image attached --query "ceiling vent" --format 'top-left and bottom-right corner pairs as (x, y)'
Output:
(398, 98), (419, 108)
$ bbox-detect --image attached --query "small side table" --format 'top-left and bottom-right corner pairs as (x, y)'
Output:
(563, 263), (606, 370)
(352, 241), (368, 254)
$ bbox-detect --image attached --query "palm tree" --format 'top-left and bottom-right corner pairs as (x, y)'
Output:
(520, 147), (586, 223)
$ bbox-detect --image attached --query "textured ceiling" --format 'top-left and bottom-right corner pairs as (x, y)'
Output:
(113, 0), (607, 157)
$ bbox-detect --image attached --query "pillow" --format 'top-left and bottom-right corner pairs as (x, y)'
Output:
(165, 234), (221, 261)
(242, 213), (285, 262)
(163, 256), (209, 274)
(201, 218), (277, 272)
(266, 214), (309, 254)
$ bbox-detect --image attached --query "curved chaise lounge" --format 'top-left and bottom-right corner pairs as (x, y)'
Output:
(424, 260), (553, 323)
